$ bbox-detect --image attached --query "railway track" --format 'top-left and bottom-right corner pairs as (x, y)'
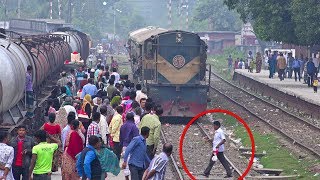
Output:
(162, 123), (243, 179)
(160, 130), (184, 180)
(195, 122), (243, 179)
(209, 71), (320, 159)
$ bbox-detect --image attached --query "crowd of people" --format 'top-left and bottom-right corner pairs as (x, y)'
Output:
(0, 60), (173, 180)
(228, 50), (320, 93)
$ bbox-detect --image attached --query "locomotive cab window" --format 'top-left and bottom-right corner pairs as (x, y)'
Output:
(145, 41), (154, 59)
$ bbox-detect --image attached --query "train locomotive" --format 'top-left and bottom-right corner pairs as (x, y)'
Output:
(128, 27), (211, 121)
(0, 28), (90, 125)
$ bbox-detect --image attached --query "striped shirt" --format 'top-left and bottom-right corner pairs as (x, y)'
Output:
(148, 152), (168, 180)
(86, 121), (100, 145)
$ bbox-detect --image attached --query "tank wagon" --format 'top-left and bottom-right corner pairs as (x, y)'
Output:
(0, 28), (90, 125)
(128, 27), (211, 121)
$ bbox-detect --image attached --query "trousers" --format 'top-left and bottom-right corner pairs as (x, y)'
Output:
(33, 173), (51, 180)
(147, 144), (155, 160)
(203, 152), (232, 176)
(278, 69), (285, 80)
(293, 68), (301, 81)
(307, 73), (314, 87)
(113, 142), (121, 160)
(129, 164), (145, 180)
(12, 166), (29, 180)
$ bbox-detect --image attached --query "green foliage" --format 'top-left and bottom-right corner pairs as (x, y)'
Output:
(207, 47), (245, 79)
(290, 0), (320, 45)
(0, 0), (146, 41)
(190, 0), (242, 32)
(223, 0), (320, 45)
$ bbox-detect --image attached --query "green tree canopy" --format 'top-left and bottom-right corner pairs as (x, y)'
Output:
(0, 0), (146, 41)
(224, 0), (320, 45)
(190, 0), (242, 32)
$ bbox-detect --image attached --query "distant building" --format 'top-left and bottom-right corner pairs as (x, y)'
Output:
(8, 19), (72, 34)
(237, 22), (261, 55)
(0, 21), (9, 29)
(197, 31), (237, 55)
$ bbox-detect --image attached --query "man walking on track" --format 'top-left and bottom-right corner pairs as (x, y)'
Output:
(203, 121), (232, 178)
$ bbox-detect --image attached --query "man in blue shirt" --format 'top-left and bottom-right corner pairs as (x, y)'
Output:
(81, 78), (98, 99)
(76, 135), (102, 180)
(122, 127), (151, 180)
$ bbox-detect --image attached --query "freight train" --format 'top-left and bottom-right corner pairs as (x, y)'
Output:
(0, 28), (90, 125)
(127, 27), (211, 121)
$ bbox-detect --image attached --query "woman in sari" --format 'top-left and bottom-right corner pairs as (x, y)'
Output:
(78, 94), (93, 137)
(81, 94), (93, 118)
(256, 52), (263, 73)
(62, 120), (84, 180)
(55, 105), (68, 128)
(95, 136), (120, 180)
(41, 113), (61, 172)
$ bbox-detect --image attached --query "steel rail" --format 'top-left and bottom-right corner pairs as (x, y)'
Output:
(212, 71), (320, 131)
(196, 122), (243, 179)
(209, 72), (320, 159)
(160, 130), (184, 180)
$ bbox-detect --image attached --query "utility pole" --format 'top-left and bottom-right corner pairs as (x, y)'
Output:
(67, 0), (72, 23)
(185, 0), (189, 30)
(113, 8), (116, 40)
(50, 0), (53, 19)
(58, 0), (61, 19)
(179, 0), (183, 30)
(168, 0), (172, 29)
(17, 0), (21, 18)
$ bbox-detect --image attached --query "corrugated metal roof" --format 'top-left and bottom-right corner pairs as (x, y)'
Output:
(129, 26), (168, 44)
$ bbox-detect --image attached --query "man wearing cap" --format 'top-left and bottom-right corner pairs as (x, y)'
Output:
(203, 121), (232, 178)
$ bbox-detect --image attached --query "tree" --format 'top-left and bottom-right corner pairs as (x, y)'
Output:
(291, 0), (320, 45)
(223, 0), (320, 45)
(190, 0), (242, 32)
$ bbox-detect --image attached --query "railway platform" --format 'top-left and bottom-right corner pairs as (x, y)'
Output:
(233, 69), (320, 118)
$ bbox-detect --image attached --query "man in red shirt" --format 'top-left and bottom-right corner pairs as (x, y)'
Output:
(9, 125), (35, 180)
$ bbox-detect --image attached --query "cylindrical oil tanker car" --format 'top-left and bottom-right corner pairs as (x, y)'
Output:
(128, 27), (211, 122)
(0, 28), (90, 125)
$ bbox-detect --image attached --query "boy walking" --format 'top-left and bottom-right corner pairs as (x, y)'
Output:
(9, 125), (35, 180)
(28, 130), (60, 180)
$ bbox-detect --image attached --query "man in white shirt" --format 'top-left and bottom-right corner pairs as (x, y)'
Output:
(110, 67), (120, 84)
(313, 53), (319, 76)
(135, 84), (148, 104)
(63, 97), (78, 119)
(61, 113), (75, 150)
(203, 121), (232, 178)
(98, 106), (109, 145)
(0, 132), (15, 180)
